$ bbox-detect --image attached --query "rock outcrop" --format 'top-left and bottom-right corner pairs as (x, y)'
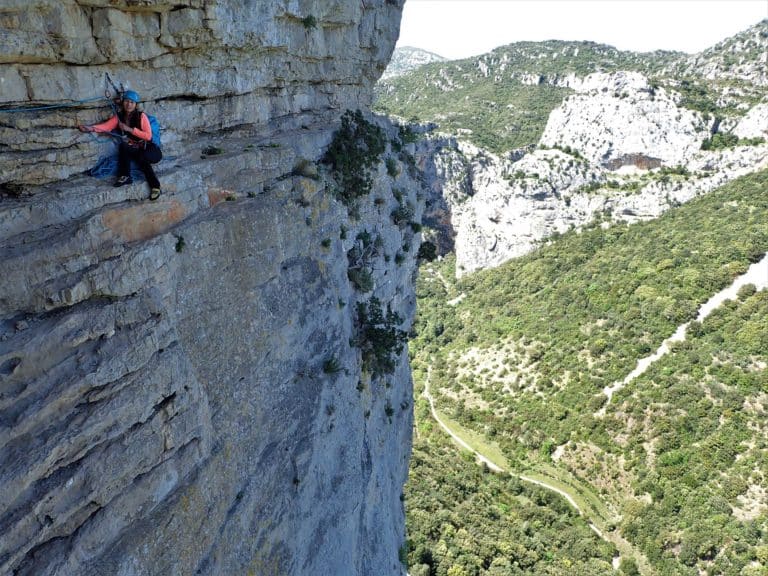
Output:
(539, 72), (708, 167)
(1, 2), (422, 575)
(682, 19), (768, 88)
(734, 101), (768, 139)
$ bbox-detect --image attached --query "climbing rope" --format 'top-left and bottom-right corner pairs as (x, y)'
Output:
(103, 72), (124, 116)
(1, 73), (162, 181)
(0, 96), (105, 114)
(0, 73), (124, 114)
(104, 72), (123, 100)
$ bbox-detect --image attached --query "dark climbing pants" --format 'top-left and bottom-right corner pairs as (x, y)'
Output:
(117, 141), (163, 189)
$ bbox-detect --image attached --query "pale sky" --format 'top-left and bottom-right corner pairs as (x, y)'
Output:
(397, 0), (768, 60)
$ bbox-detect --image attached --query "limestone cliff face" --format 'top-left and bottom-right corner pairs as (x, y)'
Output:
(0, 2), (422, 575)
(425, 135), (768, 276)
(539, 72), (709, 168)
(734, 102), (768, 139)
(1, 0), (401, 187)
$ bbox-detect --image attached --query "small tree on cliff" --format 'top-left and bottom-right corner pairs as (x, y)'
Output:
(323, 109), (386, 204)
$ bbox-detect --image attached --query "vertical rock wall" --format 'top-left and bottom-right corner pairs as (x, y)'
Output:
(1, 2), (420, 575)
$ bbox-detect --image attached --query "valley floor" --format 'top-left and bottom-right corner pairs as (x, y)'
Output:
(421, 366), (655, 575)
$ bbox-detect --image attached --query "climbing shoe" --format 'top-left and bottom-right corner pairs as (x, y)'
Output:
(114, 175), (133, 187)
(149, 188), (161, 201)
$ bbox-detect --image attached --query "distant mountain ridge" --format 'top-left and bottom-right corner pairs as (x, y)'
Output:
(680, 18), (768, 86)
(376, 20), (768, 154)
(375, 39), (685, 153)
(381, 46), (446, 80)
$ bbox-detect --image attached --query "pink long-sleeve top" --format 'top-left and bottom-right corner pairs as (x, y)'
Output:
(92, 113), (152, 141)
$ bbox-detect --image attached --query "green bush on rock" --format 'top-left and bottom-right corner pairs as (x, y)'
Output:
(323, 110), (386, 204)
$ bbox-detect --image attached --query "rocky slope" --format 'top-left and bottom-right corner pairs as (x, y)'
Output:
(539, 72), (707, 167)
(676, 18), (768, 88)
(424, 129), (768, 275)
(0, 2), (423, 575)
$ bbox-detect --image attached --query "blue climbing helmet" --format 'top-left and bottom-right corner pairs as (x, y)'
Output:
(123, 90), (140, 103)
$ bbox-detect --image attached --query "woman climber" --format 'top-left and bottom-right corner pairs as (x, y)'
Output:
(78, 90), (163, 201)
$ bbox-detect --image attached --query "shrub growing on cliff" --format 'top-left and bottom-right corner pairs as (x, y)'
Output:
(701, 132), (739, 150)
(417, 240), (437, 262)
(355, 297), (408, 377)
(391, 200), (414, 227)
(702, 133), (765, 150)
(348, 267), (374, 293)
(398, 123), (419, 145)
(323, 356), (342, 374)
(301, 15), (317, 29)
(347, 230), (380, 292)
(323, 110), (386, 204)
(386, 156), (399, 178)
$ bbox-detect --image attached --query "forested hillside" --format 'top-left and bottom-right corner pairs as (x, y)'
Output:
(391, 18), (768, 576)
(376, 21), (768, 154)
(405, 169), (768, 575)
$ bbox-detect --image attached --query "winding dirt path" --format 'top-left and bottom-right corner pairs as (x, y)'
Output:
(421, 369), (657, 568)
(423, 371), (595, 517)
(422, 373), (583, 510)
(600, 252), (768, 409)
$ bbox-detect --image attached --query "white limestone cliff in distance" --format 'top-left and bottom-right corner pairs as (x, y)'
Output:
(539, 71), (707, 167)
(381, 46), (447, 80)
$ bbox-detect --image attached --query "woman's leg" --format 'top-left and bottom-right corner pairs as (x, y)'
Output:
(144, 142), (163, 164)
(136, 151), (161, 189)
(117, 142), (133, 178)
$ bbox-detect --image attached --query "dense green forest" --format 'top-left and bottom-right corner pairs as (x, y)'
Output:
(406, 169), (768, 575)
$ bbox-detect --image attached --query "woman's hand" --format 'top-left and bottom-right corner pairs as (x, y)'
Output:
(77, 124), (93, 133)
(118, 121), (132, 133)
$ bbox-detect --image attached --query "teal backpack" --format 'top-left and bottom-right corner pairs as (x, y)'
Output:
(147, 114), (162, 148)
